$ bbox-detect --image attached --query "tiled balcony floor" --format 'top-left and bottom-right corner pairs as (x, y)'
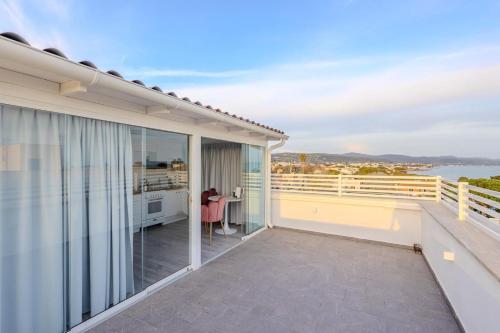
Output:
(90, 228), (461, 333)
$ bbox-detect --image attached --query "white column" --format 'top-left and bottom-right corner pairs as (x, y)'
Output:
(189, 134), (202, 269)
(264, 145), (272, 228)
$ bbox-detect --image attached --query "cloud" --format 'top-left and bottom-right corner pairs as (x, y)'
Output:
(124, 68), (256, 79)
(123, 55), (390, 80)
(169, 45), (500, 157)
(282, 121), (500, 158)
(172, 45), (500, 122)
(39, 0), (71, 20)
(0, 3), (497, 157)
(0, 0), (72, 51)
(0, 0), (28, 32)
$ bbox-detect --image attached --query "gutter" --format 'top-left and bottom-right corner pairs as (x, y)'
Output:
(269, 137), (288, 151)
(265, 136), (288, 228)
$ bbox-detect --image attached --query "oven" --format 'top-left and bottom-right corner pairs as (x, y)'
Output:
(143, 190), (167, 221)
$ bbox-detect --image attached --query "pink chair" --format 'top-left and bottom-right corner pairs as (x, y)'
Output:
(201, 197), (226, 245)
(201, 190), (210, 206)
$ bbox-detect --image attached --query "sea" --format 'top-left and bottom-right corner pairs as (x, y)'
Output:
(413, 165), (500, 181)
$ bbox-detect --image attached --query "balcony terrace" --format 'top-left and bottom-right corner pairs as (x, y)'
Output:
(1, 32), (497, 333)
(90, 228), (460, 333)
(86, 174), (499, 333)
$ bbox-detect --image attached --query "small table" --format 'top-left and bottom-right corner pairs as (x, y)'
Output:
(209, 196), (242, 235)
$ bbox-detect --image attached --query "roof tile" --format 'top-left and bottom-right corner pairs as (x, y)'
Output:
(132, 80), (145, 86)
(79, 60), (98, 69)
(1, 32), (30, 45)
(43, 48), (67, 59)
(107, 70), (124, 79)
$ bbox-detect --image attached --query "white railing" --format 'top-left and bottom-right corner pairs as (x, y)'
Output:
(341, 175), (437, 200)
(438, 179), (500, 235)
(272, 173), (500, 236)
(271, 173), (437, 200)
(463, 184), (500, 235)
(440, 179), (459, 208)
(271, 173), (340, 195)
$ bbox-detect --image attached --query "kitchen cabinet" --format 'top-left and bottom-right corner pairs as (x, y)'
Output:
(164, 188), (188, 221)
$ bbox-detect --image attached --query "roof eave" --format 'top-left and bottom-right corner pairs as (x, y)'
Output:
(0, 34), (286, 139)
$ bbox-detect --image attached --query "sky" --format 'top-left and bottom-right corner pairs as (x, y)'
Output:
(1, 0), (500, 158)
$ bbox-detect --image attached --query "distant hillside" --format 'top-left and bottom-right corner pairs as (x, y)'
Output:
(272, 152), (500, 165)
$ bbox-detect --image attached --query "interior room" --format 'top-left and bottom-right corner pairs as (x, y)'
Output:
(131, 127), (190, 292)
(200, 137), (266, 263)
(201, 138), (244, 263)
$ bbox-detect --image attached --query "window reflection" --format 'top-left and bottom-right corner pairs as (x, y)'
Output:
(0, 103), (190, 332)
(134, 128), (190, 291)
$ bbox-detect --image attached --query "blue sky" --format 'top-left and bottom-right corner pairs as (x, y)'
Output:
(1, 0), (500, 158)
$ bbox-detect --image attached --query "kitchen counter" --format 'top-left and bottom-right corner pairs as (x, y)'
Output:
(133, 186), (186, 195)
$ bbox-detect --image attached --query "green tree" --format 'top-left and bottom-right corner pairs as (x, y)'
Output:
(460, 177), (500, 204)
(355, 166), (389, 175)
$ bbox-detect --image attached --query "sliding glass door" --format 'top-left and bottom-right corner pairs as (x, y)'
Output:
(0, 103), (190, 332)
(137, 129), (190, 290)
(242, 144), (265, 235)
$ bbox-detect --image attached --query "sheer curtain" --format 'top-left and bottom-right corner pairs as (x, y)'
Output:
(201, 142), (242, 223)
(1, 105), (65, 333)
(65, 117), (134, 326)
(0, 104), (134, 332)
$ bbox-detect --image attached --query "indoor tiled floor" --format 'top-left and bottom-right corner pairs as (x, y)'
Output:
(90, 228), (460, 333)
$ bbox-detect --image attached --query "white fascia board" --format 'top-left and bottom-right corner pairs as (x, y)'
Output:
(227, 127), (247, 132)
(248, 132), (266, 137)
(194, 118), (218, 125)
(146, 105), (171, 115)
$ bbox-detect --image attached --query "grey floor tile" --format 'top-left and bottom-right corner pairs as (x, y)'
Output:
(88, 228), (461, 333)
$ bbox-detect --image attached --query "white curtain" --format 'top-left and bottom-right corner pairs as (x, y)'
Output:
(201, 143), (242, 223)
(64, 117), (134, 326)
(1, 105), (65, 333)
(0, 105), (134, 332)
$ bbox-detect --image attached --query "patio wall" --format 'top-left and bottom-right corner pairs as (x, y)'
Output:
(422, 209), (500, 333)
(271, 191), (422, 246)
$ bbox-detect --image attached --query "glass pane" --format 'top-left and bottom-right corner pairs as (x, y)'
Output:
(242, 144), (265, 235)
(141, 128), (190, 288)
(1, 103), (191, 331)
(1, 105), (67, 332)
(1, 105), (137, 330)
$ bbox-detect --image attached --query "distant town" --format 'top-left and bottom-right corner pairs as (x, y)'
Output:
(272, 152), (500, 176)
(272, 160), (430, 176)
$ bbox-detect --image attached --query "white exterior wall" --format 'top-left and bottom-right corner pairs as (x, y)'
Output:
(421, 210), (500, 333)
(271, 192), (422, 246)
(0, 67), (272, 268)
